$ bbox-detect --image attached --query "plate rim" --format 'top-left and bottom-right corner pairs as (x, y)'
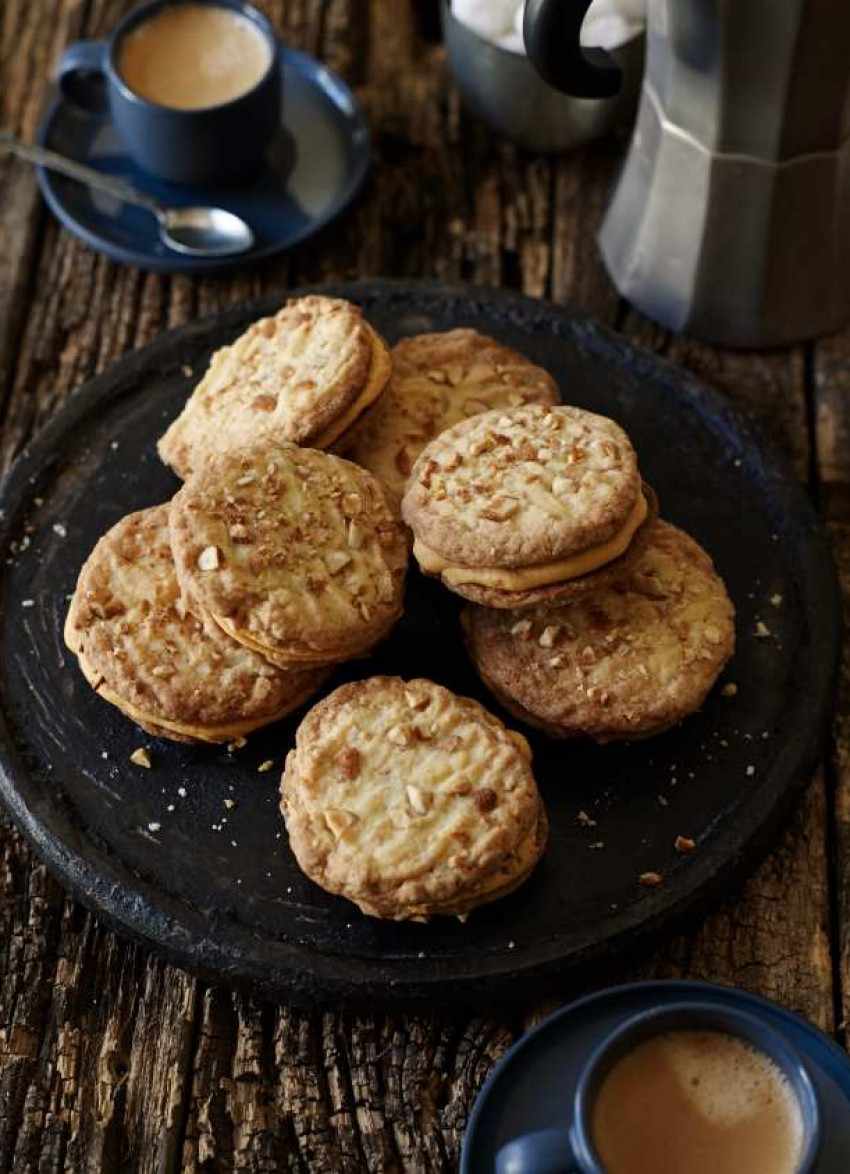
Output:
(0, 278), (841, 1002)
(34, 44), (371, 274)
(459, 977), (850, 1173)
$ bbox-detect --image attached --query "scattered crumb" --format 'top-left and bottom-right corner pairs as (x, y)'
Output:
(231, 840), (237, 847)
(770, 593), (783, 607)
(130, 747), (152, 769)
(224, 798), (236, 810)
(675, 835), (696, 854)
(227, 737), (247, 752)
(33, 496), (44, 507)
(721, 683), (738, 697)
(52, 523), (67, 538)
(177, 786), (187, 797)
(147, 822), (161, 833)
(111, 441), (119, 450)
(507, 940), (516, 950)
(639, 871), (664, 887)
(657, 795), (669, 808)
(167, 804), (175, 812)
(577, 809), (597, 828)
(101, 751), (108, 760)
(588, 841), (605, 850)
(257, 759), (274, 773)
(746, 764), (755, 776)
(182, 364), (193, 377)
(755, 621), (771, 638)
(21, 599), (34, 608)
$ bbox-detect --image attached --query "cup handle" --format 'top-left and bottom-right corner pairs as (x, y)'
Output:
(495, 1127), (579, 1174)
(55, 41), (108, 112)
(523, 0), (622, 99)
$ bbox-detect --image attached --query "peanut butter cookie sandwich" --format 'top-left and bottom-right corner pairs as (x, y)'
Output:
(280, 676), (548, 921)
(402, 403), (657, 609)
(349, 329), (559, 510)
(64, 506), (328, 745)
(158, 295), (391, 479)
(463, 521), (735, 742)
(169, 440), (408, 669)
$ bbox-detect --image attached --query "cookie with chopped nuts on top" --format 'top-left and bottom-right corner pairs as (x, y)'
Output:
(158, 295), (392, 480)
(64, 506), (328, 745)
(402, 404), (658, 609)
(348, 329), (559, 510)
(169, 440), (408, 669)
(462, 521), (735, 742)
(280, 676), (548, 921)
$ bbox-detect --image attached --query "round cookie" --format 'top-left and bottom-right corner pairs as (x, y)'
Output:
(402, 403), (656, 608)
(463, 521), (736, 742)
(64, 506), (328, 744)
(280, 676), (548, 920)
(348, 329), (559, 510)
(169, 441), (408, 668)
(158, 295), (391, 480)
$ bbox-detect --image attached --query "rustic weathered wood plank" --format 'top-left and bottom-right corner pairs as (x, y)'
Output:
(0, 1), (843, 1170)
(814, 327), (850, 521)
(827, 522), (850, 1042)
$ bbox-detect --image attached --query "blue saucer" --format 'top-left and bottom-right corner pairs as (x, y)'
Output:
(461, 980), (850, 1173)
(35, 46), (369, 273)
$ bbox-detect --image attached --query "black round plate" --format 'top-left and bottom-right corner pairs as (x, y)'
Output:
(0, 280), (840, 1003)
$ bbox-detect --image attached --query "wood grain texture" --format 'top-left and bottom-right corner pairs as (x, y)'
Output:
(0, 1), (844, 1169)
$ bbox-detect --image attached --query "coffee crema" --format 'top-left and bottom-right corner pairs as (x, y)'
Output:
(117, 4), (272, 110)
(591, 1029), (804, 1174)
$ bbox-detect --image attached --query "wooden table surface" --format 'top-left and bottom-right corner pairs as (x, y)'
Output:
(1, 1), (849, 1169)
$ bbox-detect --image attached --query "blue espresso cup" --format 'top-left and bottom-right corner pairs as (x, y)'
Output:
(496, 1001), (821, 1174)
(55, 0), (281, 186)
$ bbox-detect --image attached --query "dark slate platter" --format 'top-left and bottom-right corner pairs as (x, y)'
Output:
(0, 280), (840, 1003)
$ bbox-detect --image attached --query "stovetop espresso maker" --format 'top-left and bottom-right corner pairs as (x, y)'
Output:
(524, 0), (850, 348)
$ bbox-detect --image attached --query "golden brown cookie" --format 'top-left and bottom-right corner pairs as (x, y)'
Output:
(349, 329), (559, 510)
(169, 441), (408, 668)
(402, 403), (656, 608)
(64, 506), (328, 744)
(463, 521), (735, 742)
(158, 295), (391, 479)
(280, 676), (548, 920)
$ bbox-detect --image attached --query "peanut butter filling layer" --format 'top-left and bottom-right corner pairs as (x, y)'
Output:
(312, 327), (391, 449)
(77, 649), (322, 743)
(414, 491), (649, 590)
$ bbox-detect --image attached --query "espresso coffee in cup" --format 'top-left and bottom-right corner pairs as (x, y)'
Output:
(57, 0), (281, 184)
(117, 3), (272, 110)
(591, 1029), (804, 1174)
(495, 999), (820, 1174)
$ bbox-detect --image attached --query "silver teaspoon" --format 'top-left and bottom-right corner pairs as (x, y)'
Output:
(0, 131), (255, 258)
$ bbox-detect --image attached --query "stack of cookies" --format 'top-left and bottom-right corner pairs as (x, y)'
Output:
(159, 295), (392, 479)
(168, 439), (408, 668)
(66, 296), (408, 744)
(280, 677), (548, 921)
(400, 402), (735, 741)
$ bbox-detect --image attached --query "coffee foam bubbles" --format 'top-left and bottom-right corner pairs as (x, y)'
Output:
(666, 1031), (803, 1137)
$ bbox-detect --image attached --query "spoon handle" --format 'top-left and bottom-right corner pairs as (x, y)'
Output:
(0, 130), (163, 215)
